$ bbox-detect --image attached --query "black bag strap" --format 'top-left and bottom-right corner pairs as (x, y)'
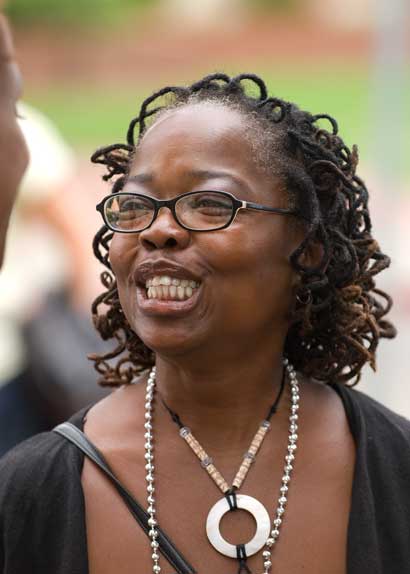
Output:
(53, 422), (196, 574)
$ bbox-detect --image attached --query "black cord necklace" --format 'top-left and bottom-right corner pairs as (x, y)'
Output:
(156, 367), (288, 574)
(159, 366), (287, 430)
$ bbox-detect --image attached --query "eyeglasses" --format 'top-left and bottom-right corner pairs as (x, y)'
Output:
(96, 190), (302, 233)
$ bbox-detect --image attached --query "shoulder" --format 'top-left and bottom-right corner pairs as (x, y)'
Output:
(334, 384), (410, 483)
(338, 386), (410, 554)
(83, 377), (147, 446)
(336, 384), (410, 440)
(0, 430), (80, 504)
(0, 405), (90, 511)
(0, 412), (90, 572)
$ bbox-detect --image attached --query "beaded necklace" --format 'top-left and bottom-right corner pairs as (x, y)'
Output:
(143, 359), (300, 574)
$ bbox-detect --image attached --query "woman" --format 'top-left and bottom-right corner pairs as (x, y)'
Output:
(0, 73), (408, 574)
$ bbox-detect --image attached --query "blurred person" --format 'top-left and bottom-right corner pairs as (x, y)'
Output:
(0, 72), (406, 574)
(0, 11), (28, 265)
(0, 103), (110, 456)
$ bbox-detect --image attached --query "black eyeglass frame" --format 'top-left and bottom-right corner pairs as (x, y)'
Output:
(96, 190), (304, 233)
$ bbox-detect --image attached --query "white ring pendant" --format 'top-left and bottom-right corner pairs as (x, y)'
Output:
(206, 494), (271, 558)
(142, 360), (300, 574)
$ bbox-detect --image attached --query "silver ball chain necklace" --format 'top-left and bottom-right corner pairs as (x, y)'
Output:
(143, 358), (300, 574)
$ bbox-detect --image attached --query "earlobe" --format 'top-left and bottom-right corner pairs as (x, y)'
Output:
(299, 240), (325, 270)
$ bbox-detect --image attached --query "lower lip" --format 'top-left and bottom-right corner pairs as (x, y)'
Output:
(136, 284), (202, 317)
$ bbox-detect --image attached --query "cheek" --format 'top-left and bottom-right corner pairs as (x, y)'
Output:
(205, 221), (296, 318)
(109, 234), (138, 311)
(210, 217), (293, 278)
(109, 233), (136, 277)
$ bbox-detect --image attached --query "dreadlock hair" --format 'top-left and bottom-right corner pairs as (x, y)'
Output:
(90, 72), (396, 387)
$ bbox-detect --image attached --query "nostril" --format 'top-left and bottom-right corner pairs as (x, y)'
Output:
(165, 237), (178, 248)
(141, 237), (178, 250)
(141, 238), (158, 250)
(139, 214), (190, 250)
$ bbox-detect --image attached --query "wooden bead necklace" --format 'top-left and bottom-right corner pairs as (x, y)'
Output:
(143, 359), (300, 574)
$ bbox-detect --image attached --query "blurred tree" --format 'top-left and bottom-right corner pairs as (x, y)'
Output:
(6, 0), (153, 27)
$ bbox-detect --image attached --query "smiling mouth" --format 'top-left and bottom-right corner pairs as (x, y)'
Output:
(145, 275), (200, 301)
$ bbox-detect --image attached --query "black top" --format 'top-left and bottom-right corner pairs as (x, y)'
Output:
(1, 384), (410, 574)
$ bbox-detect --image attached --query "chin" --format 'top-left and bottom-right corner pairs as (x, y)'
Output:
(133, 320), (205, 359)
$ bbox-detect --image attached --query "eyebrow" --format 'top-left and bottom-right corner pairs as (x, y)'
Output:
(125, 169), (251, 191)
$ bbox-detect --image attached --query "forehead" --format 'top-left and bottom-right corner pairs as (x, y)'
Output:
(143, 101), (246, 142)
(131, 102), (265, 179)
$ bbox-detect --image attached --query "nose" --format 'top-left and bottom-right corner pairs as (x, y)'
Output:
(139, 206), (191, 251)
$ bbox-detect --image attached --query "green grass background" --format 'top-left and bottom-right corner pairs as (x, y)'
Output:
(25, 67), (410, 181)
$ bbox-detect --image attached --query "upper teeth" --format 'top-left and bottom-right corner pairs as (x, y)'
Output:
(145, 276), (199, 289)
(145, 275), (200, 301)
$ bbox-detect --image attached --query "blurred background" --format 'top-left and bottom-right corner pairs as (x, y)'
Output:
(0, 0), (409, 453)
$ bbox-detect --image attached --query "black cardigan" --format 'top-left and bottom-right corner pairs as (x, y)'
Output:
(1, 384), (410, 574)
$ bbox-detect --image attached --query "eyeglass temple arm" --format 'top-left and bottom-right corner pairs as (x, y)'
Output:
(242, 200), (305, 219)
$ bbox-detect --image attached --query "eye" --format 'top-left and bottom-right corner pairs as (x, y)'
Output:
(120, 199), (149, 212)
(117, 195), (153, 219)
(187, 193), (233, 215)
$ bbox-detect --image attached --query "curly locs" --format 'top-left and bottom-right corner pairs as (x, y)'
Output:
(89, 72), (396, 387)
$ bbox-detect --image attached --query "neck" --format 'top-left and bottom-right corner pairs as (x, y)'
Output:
(153, 344), (288, 453)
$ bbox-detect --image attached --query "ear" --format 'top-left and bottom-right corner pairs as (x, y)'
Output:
(289, 239), (326, 292)
(298, 239), (325, 270)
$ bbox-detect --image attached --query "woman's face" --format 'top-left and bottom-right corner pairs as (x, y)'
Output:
(109, 102), (305, 357)
(0, 14), (28, 262)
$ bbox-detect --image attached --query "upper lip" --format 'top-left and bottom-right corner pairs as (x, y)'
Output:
(134, 259), (202, 285)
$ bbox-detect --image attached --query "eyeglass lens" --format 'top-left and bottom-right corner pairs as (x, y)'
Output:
(104, 192), (235, 232)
